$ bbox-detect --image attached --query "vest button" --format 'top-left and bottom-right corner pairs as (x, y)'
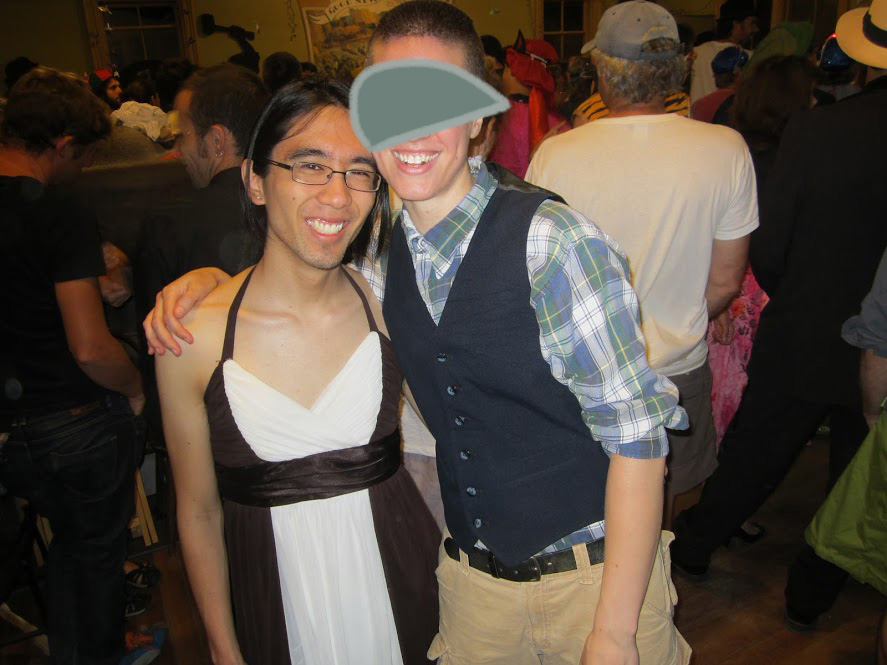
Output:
(474, 518), (483, 528)
(460, 449), (471, 460)
(466, 486), (477, 496)
(446, 385), (460, 396)
(436, 352), (448, 363)
(454, 415), (465, 426)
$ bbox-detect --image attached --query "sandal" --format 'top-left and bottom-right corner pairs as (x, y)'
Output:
(126, 562), (161, 590)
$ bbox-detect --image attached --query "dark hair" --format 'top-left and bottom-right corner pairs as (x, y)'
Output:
(694, 30), (716, 46)
(262, 52), (302, 94)
(715, 17), (735, 39)
(242, 78), (391, 263)
(2, 67), (111, 154)
(156, 57), (196, 112)
(301, 61), (319, 75)
(5, 56), (38, 94)
(180, 63), (269, 156)
(731, 55), (818, 151)
(480, 35), (505, 66)
(122, 77), (157, 104)
(367, 0), (485, 80)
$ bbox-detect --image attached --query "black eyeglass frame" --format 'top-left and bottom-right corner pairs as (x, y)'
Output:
(260, 159), (382, 192)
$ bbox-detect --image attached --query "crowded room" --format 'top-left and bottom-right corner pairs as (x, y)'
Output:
(1, 0), (885, 663)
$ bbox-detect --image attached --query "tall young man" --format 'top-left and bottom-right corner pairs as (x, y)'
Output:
(146, 2), (690, 663)
(155, 79), (438, 665)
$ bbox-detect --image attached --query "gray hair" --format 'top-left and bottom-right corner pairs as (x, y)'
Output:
(592, 39), (687, 105)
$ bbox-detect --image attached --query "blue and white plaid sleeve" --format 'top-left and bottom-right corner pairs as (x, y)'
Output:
(527, 200), (688, 458)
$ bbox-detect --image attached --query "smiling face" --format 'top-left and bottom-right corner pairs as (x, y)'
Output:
(248, 106), (378, 271)
(368, 35), (482, 227)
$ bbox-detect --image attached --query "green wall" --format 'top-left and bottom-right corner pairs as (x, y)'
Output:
(1, 0), (91, 81)
(191, 0), (535, 68)
(0, 0), (536, 83)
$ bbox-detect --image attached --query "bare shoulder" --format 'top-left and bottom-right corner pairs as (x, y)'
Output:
(343, 264), (389, 337)
(156, 268), (253, 382)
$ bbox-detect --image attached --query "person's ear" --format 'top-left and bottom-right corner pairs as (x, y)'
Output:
(469, 117), (484, 140)
(242, 160), (265, 205)
(209, 124), (227, 157)
(54, 135), (77, 160)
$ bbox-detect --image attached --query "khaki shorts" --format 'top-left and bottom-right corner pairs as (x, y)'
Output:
(666, 363), (718, 496)
(428, 531), (691, 665)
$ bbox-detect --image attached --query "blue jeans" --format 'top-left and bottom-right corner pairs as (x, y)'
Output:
(0, 395), (143, 665)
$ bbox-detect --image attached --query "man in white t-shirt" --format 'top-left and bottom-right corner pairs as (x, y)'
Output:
(689, 0), (758, 103)
(526, 0), (758, 519)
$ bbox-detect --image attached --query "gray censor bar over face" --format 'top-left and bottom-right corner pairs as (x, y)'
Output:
(349, 58), (510, 153)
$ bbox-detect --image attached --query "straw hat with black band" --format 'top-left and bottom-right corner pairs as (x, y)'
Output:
(836, 0), (887, 68)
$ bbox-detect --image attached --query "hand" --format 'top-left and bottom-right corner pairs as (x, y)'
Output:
(579, 627), (639, 665)
(128, 393), (146, 416)
(99, 273), (132, 307)
(143, 268), (230, 356)
(102, 242), (130, 271)
(711, 309), (735, 345)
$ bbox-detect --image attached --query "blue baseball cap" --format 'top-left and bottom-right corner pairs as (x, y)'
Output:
(711, 46), (749, 73)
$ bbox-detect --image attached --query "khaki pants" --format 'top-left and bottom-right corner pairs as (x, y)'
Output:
(428, 532), (691, 665)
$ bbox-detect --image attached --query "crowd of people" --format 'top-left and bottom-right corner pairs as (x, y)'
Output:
(1, 0), (886, 663)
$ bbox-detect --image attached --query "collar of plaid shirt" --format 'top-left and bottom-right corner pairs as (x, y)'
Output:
(399, 157), (494, 281)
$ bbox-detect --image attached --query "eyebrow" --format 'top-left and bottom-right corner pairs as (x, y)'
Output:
(285, 147), (377, 170)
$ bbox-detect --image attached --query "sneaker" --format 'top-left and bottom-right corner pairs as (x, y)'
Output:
(783, 605), (818, 633)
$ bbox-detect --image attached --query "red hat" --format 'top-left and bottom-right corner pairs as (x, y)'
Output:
(505, 31), (558, 94)
(505, 32), (559, 152)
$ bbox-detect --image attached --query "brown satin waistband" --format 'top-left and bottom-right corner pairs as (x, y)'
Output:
(215, 429), (401, 508)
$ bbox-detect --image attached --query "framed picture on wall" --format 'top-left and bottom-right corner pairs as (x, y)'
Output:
(298, 0), (452, 82)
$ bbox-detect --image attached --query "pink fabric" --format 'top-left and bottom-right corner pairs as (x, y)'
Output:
(706, 267), (769, 445)
(488, 100), (566, 179)
(691, 88), (735, 123)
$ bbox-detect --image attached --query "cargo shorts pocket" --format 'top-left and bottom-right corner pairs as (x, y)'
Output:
(641, 532), (679, 620)
(427, 632), (449, 663)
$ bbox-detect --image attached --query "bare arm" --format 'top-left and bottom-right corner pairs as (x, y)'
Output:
(706, 236), (748, 317)
(144, 267), (232, 356)
(56, 278), (144, 412)
(155, 343), (244, 665)
(860, 348), (887, 428)
(582, 455), (665, 665)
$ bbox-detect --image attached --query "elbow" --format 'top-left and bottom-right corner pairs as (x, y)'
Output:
(70, 340), (109, 366)
(725, 278), (742, 302)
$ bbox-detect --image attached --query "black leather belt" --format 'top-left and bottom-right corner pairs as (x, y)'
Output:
(444, 536), (605, 583)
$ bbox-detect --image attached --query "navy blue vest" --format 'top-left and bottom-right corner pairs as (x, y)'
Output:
(383, 186), (611, 565)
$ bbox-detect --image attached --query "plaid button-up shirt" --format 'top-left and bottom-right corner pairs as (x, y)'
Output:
(355, 160), (687, 551)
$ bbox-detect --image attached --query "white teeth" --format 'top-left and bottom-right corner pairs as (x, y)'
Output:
(307, 219), (345, 235)
(393, 151), (438, 165)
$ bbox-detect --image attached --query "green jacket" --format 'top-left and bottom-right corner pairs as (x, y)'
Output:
(806, 411), (887, 595)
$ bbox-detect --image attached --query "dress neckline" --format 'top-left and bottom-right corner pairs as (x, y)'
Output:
(217, 266), (383, 412)
(223, 331), (378, 413)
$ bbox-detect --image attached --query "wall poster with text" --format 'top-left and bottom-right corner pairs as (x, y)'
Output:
(299, 0), (453, 82)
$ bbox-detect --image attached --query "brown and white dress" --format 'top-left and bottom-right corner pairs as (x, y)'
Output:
(203, 268), (440, 665)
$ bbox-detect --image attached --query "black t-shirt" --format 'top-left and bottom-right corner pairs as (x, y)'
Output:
(0, 176), (108, 416)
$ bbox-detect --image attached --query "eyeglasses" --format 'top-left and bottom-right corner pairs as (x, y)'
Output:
(262, 159), (382, 192)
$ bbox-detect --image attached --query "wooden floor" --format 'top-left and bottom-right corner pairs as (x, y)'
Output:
(1, 437), (884, 664)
